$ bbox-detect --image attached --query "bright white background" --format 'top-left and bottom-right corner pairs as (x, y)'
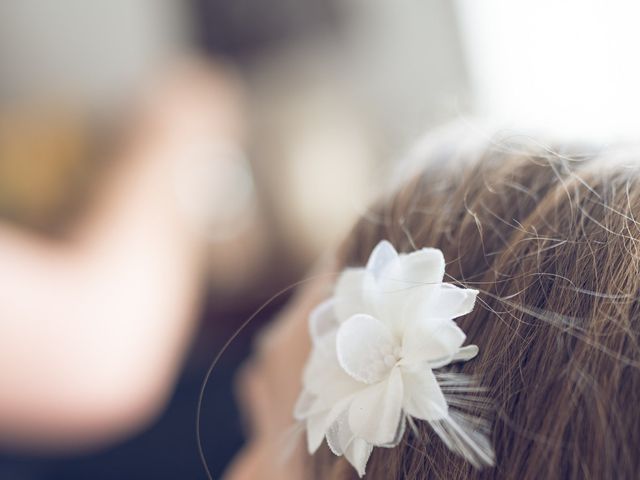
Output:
(456, 0), (640, 142)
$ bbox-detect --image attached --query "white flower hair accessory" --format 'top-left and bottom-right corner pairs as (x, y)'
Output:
(294, 240), (494, 477)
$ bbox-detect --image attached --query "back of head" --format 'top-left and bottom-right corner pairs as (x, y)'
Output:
(313, 133), (640, 479)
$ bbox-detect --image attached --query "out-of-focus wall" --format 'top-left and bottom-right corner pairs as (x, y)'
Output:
(338, 0), (470, 152)
(0, 0), (190, 109)
(244, 0), (471, 263)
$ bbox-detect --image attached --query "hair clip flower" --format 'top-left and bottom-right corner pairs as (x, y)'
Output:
(294, 240), (494, 477)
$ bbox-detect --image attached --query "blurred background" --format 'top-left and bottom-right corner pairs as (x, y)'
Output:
(0, 0), (638, 478)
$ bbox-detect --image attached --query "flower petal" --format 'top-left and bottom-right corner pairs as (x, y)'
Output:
(306, 413), (327, 453)
(373, 248), (445, 332)
(293, 389), (316, 420)
(334, 269), (369, 322)
(326, 409), (352, 456)
(344, 438), (373, 478)
(309, 299), (338, 345)
(402, 367), (448, 421)
(424, 284), (478, 320)
(348, 367), (404, 445)
(379, 247), (445, 291)
(366, 240), (398, 279)
(382, 413), (406, 447)
(401, 318), (467, 366)
(302, 334), (335, 389)
(452, 344), (479, 363)
(305, 395), (354, 454)
(336, 314), (398, 384)
(303, 333), (363, 401)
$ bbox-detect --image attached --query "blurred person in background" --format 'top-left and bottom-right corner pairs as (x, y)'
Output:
(0, 61), (248, 451)
(0, 2), (273, 477)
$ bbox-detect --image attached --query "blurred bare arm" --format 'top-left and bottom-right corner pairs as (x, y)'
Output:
(0, 63), (244, 451)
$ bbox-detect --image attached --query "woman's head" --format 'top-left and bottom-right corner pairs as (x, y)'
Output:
(226, 132), (640, 479)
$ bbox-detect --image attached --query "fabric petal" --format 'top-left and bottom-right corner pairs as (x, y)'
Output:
(326, 409), (352, 456)
(422, 284), (478, 320)
(379, 247), (445, 291)
(382, 413), (406, 448)
(366, 240), (398, 279)
(402, 367), (448, 422)
(334, 269), (369, 322)
(344, 438), (373, 478)
(309, 299), (338, 345)
(306, 413), (327, 453)
(401, 318), (466, 366)
(302, 333), (336, 389)
(303, 333), (363, 401)
(293, 389), (316, 420)
(336, 314), (398, 384)
(306, 395), (354, 454)
(373, 248), (445, 332)
(348, 367), (404, 445)
(451, 344), (479, 363)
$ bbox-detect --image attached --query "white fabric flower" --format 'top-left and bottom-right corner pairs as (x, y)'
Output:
(294, 240), (491, 477)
